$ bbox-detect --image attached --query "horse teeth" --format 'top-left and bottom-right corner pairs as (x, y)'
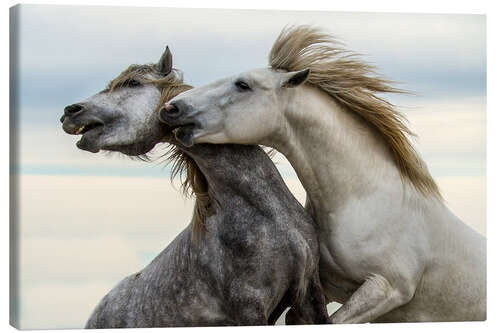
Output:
(75, 126), (85, 135)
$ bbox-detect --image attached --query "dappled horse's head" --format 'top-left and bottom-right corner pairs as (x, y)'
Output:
(60, 48), (212, 238)
(60, 47), (190, 156)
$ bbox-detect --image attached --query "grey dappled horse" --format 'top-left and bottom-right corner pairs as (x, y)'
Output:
(60, 47), (330, 327)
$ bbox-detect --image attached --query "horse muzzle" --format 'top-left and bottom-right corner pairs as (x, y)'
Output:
(159, 102), (183, 122)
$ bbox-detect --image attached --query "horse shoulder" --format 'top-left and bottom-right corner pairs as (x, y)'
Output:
(320, 191), (435, 295)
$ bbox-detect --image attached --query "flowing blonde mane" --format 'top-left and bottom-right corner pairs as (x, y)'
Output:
(108, 64), (213, 239)
(269, 25), (441, 199)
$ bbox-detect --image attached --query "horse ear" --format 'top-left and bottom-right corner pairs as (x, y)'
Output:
(158, 46), (173, 76)
(280, 68), (310, 88)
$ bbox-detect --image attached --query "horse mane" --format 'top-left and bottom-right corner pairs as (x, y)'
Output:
(108, 64), (214, 239)
(268, 25), (441, 199)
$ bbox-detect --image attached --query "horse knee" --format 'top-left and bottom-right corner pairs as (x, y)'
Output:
(394, 286), (415, 306)
(369, 273), (416, 307)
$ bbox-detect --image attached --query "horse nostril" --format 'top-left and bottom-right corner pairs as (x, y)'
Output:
(165, 104), (179, 114)
(159, 103), (181, 121)
(64, 104), (84, 116)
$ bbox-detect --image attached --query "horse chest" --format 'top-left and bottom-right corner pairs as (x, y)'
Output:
(313, 202), (404, 294)
(317, 234), (360, 303)
(216, 212), (273, 256)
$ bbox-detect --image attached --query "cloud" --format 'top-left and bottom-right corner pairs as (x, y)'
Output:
(436, 176), (486, 235)
(405, 97), (486, 176)
(20, 236), (145, 286)
(18, 175), (194, 241)
(17, 6), (485, 71)
(19, 281), (114, 329)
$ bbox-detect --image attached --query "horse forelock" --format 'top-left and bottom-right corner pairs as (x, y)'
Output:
(268, 25), (442, 200)
(107, 63), (213, 239)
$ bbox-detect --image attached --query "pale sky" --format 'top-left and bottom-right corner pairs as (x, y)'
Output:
(11, 4), (486, 329)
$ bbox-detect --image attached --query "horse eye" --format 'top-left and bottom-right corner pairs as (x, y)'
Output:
(235, 80), (251, 91)
(126, 79), (141, 87)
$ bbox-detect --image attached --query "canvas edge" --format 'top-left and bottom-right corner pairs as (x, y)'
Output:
(9, 3), (21, 330)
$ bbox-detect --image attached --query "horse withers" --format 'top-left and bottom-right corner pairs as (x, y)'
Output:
(60, 46), (330, 327)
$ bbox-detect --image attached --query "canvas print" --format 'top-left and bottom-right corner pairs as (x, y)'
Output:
(9, 4), (486, 329)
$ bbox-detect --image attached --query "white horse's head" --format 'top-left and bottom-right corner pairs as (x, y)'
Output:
(159, 67), (310, 147)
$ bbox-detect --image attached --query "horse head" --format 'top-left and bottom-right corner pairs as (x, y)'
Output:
(60, 47), (187, 156)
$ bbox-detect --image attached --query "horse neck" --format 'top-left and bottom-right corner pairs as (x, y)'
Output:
(181, 144), (293, 210)
(271, 85), (405, 215)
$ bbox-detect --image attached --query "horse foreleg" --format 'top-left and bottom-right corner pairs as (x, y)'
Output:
(330, 273), (415, 324)
(286, 270), (332, 325)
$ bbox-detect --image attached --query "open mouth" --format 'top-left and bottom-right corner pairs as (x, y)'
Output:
(63, 119), (104, 136)
(171, 123), (195, 135)
(170, 123), (197, 147)
(73, 123), (103, 135)
(61, 117), (105, 153)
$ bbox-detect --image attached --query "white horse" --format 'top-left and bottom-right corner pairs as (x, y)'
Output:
(158, 26), (486, 323)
